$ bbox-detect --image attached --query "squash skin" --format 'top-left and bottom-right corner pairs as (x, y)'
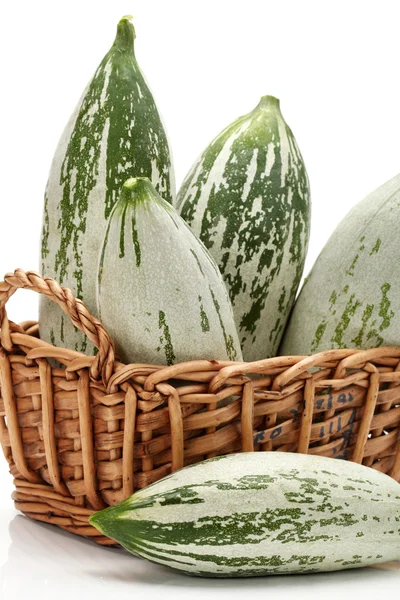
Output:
(177, 96), (311, 361)
(280, 174), (400, 355)
(90, 452), (400, 577)
(40, 16), (175, 354)
(97, 177), (242, 365)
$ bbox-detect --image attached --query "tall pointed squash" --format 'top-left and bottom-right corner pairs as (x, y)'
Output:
(98, 178), (242, 365)
(177, 96), (311, 361)
(40, 16), (175, 353)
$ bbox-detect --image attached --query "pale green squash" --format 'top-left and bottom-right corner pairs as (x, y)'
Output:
(281, 173), (400, 355)
(97, 177), (242, 365)
(90, 452), (400, 577)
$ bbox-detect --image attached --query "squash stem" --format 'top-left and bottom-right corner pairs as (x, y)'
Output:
(114, 15), (136, 54)
(257, 95), (281, 111)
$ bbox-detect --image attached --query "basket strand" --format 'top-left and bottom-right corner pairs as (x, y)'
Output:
(0, 269), (115, 386)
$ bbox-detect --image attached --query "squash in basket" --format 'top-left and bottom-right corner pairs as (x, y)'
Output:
(281, 173), (400, 355)
(40, 16), (175, 355)
(97, 177), (242, 365)
(177, 96), (311, 361)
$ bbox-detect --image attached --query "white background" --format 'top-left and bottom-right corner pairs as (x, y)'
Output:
(1, 0), (400, 598)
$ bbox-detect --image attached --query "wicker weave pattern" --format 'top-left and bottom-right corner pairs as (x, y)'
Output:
(0, 269), (400, 545)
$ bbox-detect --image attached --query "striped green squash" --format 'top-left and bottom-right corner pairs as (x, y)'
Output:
(176, 96), (311, 362)
(40, 16), (175, 354)
(90, 452), (400, 577)
(97, 177), (242, 365)
(280, 173), (400, 355)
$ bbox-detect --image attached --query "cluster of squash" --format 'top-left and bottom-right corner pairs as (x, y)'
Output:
(32, 15), (400, 580)
(40, 15), (400, 366)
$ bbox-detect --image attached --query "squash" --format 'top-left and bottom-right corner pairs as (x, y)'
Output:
(40, 16), (175, 354)
(281, 173), (400, 355)
(97, 177), (242, 365)
(90, 451), (400, 577)
(177, 96), (311, 361)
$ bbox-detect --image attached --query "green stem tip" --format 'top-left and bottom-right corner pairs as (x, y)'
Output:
(114, 15), (136, 53)
(119, 14), (134, 23)
(89, 513), (103, 532)
(256, 95), (281, 111)
(119, 177), (159, 206)
(89, 507), (124, 542)
(123, 176), (154, 192)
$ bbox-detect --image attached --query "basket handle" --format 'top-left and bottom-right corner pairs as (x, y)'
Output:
(0, 269), (115, 385)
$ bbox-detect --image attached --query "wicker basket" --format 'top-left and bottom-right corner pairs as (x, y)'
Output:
(1, 269), (400, 545)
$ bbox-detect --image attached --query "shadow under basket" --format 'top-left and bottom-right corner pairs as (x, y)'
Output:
(0, 269), (400, 545)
